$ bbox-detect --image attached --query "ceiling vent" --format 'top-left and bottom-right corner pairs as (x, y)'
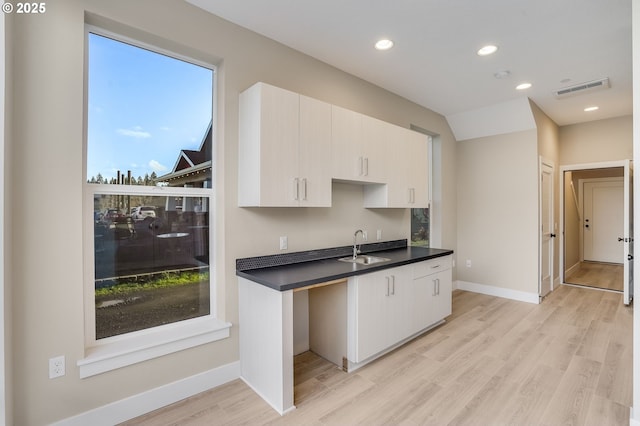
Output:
(553, 77), (610, 98)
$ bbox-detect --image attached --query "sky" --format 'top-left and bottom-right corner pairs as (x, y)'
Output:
(87, 33), (213, 182)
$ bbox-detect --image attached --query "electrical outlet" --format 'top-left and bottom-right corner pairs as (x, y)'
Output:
(362, 231), (368, 241)
(377, 229), (382, 240)
(279, 236), (288, 250)
(466, 259), (472, 268)
(49, 355), (65, 379)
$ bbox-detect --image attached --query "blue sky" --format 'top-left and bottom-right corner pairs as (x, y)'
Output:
(87, 33), (213, 181)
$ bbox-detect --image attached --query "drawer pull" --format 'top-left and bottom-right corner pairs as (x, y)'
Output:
(431, 264), (441, 269)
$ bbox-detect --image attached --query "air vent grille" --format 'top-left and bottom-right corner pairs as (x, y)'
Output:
(553, 78), (610, 98)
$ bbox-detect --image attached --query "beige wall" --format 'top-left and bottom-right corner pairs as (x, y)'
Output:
(559, 115), (632, 165)
(456, 130), (539, 294)
(6, 0), (457, 423)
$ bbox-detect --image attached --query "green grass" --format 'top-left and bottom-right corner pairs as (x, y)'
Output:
(95, 271), (209, 297)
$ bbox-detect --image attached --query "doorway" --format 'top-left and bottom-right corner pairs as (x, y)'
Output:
(560, 160), (633, 304)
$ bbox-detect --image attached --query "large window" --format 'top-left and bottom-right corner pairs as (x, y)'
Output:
(83, 28), (221, 365)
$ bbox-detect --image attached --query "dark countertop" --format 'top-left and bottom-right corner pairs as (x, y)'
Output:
(237, 246), (454, 291)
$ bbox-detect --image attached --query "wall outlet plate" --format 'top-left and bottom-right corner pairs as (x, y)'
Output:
(279, 236), (288, 250)
(49, 355), (65, 379)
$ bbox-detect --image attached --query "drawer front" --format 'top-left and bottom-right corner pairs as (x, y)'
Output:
(412, 255), (452, 279)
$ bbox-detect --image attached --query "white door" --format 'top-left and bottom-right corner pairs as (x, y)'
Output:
(540, 162), (554, 297)
(583, 179), (624, 263)
(623, 160), (634, 304)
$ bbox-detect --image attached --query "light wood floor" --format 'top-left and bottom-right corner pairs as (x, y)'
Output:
(565, 261), (624, 292)
(122, 285), (633, 425)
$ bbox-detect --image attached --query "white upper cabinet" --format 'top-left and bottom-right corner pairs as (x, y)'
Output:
(238, 82), (332, 207)
(372, 126), (429, 208)
(363, 123), (429, 208)
(299, 95), (332, 206)
(331, 106), (387, 183)
(239, 82), (428, 208)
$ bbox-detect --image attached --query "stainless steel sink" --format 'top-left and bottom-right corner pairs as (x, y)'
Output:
(338, 255), (391, 265)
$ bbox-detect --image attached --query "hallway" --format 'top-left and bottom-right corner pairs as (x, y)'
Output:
(565, 261), (623, 292)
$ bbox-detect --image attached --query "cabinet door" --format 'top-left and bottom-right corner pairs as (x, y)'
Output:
(361, 115), (388, 183)
(386, 266), (413, 342)
(331, 105), (363, 181)
(411, 258), (452, 333)
(411, 275), (433, 335)
(351, 265), (412, 362)
(407, 130), (429, 207)
(430, 269), (452, 321)
(299, 95), (332, 207)
(238, 83), (300, 206)
(385, 127), (429, 208)
(352, 269), (390, 362)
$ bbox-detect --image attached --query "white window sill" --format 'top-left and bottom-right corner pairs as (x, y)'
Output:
(77, 317), (232, 378)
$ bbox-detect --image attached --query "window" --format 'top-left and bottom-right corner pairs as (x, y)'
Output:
(411, 207), (430, 247)
(80, 28), (228, 377)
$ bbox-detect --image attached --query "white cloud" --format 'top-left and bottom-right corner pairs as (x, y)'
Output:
(160, 126), (171, 131)
(117, 127), (151, 139)
(149, 160), (168, 172)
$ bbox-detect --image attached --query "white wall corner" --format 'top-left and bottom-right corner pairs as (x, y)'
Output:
(445, 97), (537, 141)
(51, 361), (240, 426)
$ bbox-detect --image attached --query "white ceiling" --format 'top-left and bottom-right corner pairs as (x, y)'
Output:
(187, 0), (632, 127)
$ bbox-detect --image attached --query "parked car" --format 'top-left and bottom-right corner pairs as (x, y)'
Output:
(133, 206), (156, 220)
(103, 208), (124, 222)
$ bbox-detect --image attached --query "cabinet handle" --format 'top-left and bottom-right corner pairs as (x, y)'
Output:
(432, 279), (437, 296)
(302, 178), (308, 201)
(436, 278), (440, 295)
(386, 276), (390, 296)
(293, 178), (299, 200)
(364, 157), (369, 176)
(358, 157), (364, 176)
(431, 264), (440, 269)
(391, 275), (395, 295)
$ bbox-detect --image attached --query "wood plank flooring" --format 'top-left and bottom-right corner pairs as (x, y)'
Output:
(565, 261), (624, 292)
(122, 285), (633, 425)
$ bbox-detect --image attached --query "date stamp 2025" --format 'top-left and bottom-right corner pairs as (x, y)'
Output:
(2, 2), (47, 14)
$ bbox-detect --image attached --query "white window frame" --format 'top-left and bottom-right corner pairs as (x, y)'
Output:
(78, 26), (230, 379)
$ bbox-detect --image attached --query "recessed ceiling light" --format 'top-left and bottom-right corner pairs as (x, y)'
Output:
(516, 82), (532, 90)
(375, 39), (394, 50)
(584, 106), (599, 112)
(477, 45), (498, 56)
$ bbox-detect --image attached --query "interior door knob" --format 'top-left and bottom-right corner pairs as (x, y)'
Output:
(550, 234), (556, 238)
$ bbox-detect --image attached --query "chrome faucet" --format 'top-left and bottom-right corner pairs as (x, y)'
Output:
(353, 229), (364, 259)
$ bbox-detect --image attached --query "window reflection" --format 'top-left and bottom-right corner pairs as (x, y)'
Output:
(94, 194), (210, 339)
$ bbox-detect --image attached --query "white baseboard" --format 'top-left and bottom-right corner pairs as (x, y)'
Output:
(455, 280), (540, 304)
(565, 261), (581, 277)
(52, 361), (240, 426)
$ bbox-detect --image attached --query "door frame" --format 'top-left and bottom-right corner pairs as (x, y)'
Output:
(559, 160), (632, 292)
(539, 158), (555, 298)
(578, 177), (624, 263)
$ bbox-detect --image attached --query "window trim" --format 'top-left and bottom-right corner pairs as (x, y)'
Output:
(80, 25), (227, 377)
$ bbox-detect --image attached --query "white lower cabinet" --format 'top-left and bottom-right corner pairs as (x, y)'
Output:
(347, 255), (452, 369)
(348, 266), (411, 363)
(411, 256), (453, 334)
